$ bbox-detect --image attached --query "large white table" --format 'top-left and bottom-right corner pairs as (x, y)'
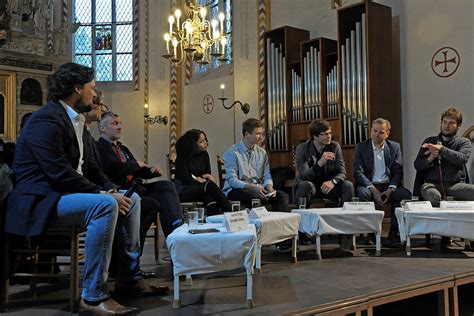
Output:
(395, 207), (474, 256)
(292, 208), (384, 259)
(206, 212), (301, 272)
(166, 223), (257, 308)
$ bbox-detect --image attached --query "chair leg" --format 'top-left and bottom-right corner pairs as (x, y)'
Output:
(70, 226), (80, 313)
(0, 235), (10, 312)
(154, 216), (160, 261)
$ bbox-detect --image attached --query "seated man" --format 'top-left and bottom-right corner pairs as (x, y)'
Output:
(222, 118), (289, 212)
(353, 118), (411, 246)
(96, 112), (184, 238)
(294, 119), (354, 206)
(4, 63), (163, 316)
(84, 92), (158, 278)
(414, 107), (474, 245)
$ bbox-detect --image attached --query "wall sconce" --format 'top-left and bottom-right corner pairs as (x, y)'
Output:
(218, 84), (250, 114)
(144, 104), (168, 125)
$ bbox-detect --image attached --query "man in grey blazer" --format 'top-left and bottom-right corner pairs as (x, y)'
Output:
(353, 118), (411, 246)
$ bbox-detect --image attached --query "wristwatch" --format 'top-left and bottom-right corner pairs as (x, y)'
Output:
(331, 179), (338, 185)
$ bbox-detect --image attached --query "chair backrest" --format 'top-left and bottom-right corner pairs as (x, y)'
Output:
(216, 155), (226, 189)
(462, 125), (474, 184)
(165, 153), (176, 181)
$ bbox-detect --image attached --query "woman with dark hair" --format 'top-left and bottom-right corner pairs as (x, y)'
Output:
(175, 129), (232, 215)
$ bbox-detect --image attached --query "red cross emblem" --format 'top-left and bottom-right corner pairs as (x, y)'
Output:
(431, 47), (460, 78)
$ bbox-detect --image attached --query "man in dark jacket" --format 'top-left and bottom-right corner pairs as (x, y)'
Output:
(414, 107), (473, 205)
(96, 112), (184, 238)
(353, 118), (411, 245)
(4, 63), (163, 315)
(294, 119), (354, 206)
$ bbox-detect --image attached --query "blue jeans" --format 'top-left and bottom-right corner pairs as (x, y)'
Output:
(52, 191), (141, 302)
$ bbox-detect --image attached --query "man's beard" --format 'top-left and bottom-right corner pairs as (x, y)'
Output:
(75, 102), (92, 113)
(440, 128), (457, 138)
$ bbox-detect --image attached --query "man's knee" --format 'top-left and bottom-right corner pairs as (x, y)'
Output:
(295, 181), (314, 196)
(356, 186), (372, 201)
(341, 180), (354, 194)
(392, 187), (412, 203)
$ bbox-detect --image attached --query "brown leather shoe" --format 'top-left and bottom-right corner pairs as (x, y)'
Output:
(79, 298), (138, 315)
(114, 278), (169, 297)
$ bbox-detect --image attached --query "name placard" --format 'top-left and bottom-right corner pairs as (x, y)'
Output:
(224, 211), (249, 232)
(249, 206), (269, 219)
(406, 201), (433, 211)
(440, 201), (474, 210)
(343, 202), (375, 211)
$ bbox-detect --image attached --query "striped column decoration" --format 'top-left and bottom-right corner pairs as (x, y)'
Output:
(62, 0), (67, 29)
(257, 0), (270, 135)
(134, 0), (140, 91)
(169, 0), (182, 160)
(46, 0), (54, 53)
(184, 57), (191, 85)
(143, 0), (149, 163)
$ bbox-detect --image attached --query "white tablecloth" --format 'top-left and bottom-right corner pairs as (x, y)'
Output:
(166, 223), (257, 276)
(395, 207), (474, 243)
(206, 212), (301, 246)
(291, 208), (384, 236)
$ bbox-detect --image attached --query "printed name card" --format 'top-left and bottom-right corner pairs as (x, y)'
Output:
(224, 211), (249, 232)
(440, 201), (474, 210)
(249, 206), (269, 219)
(343, 202), (375, 211)
(406, 201), (433, 211)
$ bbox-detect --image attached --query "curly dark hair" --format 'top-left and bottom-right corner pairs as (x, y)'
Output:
(441, 107), (463, 125)
(309, 119), (331, 138)
(47, 63), (95, 101)
(176, 129), (208, 158)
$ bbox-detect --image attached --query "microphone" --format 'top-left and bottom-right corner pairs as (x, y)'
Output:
(436, 140), (442, 164)
(124, 178), (143, 198)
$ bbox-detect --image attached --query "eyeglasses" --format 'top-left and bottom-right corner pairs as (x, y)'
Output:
(319, 131), (332, 137)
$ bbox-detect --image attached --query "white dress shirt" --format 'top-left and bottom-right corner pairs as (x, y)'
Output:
(59, 100), (85, 175)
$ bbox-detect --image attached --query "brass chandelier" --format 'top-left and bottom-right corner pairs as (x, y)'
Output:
(162, 1), (228, 66)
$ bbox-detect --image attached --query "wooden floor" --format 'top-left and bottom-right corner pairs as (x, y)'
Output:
(2, 236), (474, 315)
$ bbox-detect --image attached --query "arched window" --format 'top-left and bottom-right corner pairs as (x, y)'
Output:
(73, 0), (135, 82)
(195, 0), (232, 75)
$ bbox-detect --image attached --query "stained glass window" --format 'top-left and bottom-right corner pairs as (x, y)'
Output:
(195, 0), (232, 75)
(73, 0), (135, 82)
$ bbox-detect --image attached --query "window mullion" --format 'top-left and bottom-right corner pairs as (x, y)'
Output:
(91, 0), (97, 71)
(112, 0), (117, 81)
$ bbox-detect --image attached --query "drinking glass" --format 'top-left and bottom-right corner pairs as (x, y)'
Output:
(251, 199), (261, 209)
(351, 197), (360, 202)
(195, 208), (206, 224)
(187, 211), (198, 230)
(231, 201), (241, 212)
(445, 196), (454, 201)
(299, 197), (307, 209)
(411, 196), (419, 202)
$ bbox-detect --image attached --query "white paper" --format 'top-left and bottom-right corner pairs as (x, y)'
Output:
(224, 211), (250, 232)
(249, 206), (270, 219)
(406, 201), (433, 210)
(439, 201), (474, 209)
(343, 202), (375, 211)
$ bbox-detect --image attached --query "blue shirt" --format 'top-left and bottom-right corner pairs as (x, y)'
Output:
(222, 141), (273, 195)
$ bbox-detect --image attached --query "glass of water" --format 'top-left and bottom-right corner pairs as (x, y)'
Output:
(187, 211), (198, 230)
(351, 197), (360, 202)
(194, 207), (206, 224)
(251, 199), (261, 209)
(231, 201), (241, 212)
(298, 197), (307, 209)
(445, 196), (454, 201)
(411, 196), (419, 202)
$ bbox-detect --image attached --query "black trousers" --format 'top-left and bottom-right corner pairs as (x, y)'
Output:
(227, 188), (289, 212)
(179, 181), (232, 215)
(143, 180), (184, 237)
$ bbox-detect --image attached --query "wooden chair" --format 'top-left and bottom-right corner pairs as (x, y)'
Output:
(147, 216), (161, 261)
(1, 226), (84, 313)
(216, 155), (226, 189)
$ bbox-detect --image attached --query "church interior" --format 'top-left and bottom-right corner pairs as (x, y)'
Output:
(0, 0), (473, 315)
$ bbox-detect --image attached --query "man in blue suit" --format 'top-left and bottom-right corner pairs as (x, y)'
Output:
(353, 118), (411, 246)
(5, 63), (162, 315)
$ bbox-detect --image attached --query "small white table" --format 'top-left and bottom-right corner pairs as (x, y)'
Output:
(395, 207), (474, 256)
(166, 223), (257, 308)
(292, 208), (384, 259)
(206, 212), (301, 273)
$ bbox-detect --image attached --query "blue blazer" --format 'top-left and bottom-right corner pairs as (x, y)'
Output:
(5, 100), (102, 236)
(352, 139), (404, 188)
